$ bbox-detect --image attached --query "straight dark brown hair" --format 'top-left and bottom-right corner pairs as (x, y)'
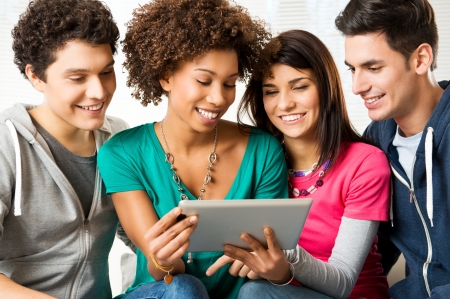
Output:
(238, 29), (369, 171)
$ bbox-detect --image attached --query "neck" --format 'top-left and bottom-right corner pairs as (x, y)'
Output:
(284, 136), (320, 170)
(29, 106), (95, 156)
(396, 75), (443, 137)
(159, 114), (217, 156)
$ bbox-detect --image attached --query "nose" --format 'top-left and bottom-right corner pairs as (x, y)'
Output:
(277, 91), (295, 111)
(85, 77), (107, 100)
(351, 70), (370, 95)
(206, 85), (230, 107)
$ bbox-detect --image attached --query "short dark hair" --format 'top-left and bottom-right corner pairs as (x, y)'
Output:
(335, 0), (438, 71)
(238, 30), (368, 171)
(12, 0), (119, 81)
(122, 0), (271, 107)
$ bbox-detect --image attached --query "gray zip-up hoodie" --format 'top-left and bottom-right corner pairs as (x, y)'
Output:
(0, 103), (128, 298)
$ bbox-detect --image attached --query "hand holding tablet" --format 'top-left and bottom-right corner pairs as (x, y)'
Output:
(178, 199), (312, 252)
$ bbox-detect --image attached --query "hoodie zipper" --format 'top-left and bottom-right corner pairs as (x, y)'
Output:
(391, 157), (432, 296)
(32, 140), (98, 299)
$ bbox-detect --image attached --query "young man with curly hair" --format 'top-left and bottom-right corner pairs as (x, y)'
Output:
(0, 0), (127, 298)
(336, 0), (450, 298)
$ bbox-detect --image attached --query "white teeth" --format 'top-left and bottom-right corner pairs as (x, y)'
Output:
(80, 103), (103, 111)
(365, 96), (382, 104)
(281, 114), (302, 121)
(198, 108), (219, 119)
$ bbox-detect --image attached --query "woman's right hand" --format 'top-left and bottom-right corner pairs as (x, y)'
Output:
(145, 207), (198, 266)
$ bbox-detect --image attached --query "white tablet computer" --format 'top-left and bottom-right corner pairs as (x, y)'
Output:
(178, 199), (312, 252)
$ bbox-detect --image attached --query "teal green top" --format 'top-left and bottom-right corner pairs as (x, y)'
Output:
(98, 123), (288, 299)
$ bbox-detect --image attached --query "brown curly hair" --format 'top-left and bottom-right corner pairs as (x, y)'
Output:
(12, 0), (119, 82)
(122, 0), (271, 107)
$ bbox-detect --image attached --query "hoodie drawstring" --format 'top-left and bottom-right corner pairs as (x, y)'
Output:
(425, 127), (434, 227)
(5, 119), (22, 216)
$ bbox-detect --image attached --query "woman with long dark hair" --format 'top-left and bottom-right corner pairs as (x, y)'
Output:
(209, 30), (391, 299)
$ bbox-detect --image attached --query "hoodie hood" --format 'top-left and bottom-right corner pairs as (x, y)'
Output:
(1, 104), (51, 217)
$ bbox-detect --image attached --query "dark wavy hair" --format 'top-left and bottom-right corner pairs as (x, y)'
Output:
(122, 0), (271, 107)
(335, 0), (438, 71)
(12, 0), (119, 82)
(238, 30), (368, 170)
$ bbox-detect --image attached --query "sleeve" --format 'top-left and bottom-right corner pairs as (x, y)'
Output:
(285, 217), (379, 299)
(0, 126), (15, 242)
(344, 149), (391, 221)
(97, 133), (145, 194)
(377, 221), (401, 275)
(253, 135), (288, 199)
(116, 222), (136, 253)
(430, 284), (450, 298)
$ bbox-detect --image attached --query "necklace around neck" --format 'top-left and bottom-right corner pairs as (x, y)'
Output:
(160, 120), (218, 201)
(289, 159), (330, 197)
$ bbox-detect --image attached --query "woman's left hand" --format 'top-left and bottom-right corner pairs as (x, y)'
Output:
(207, 227), (291, 283)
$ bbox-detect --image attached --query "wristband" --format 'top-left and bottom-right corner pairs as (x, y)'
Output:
(149, 252), (175, 285)
(268, 262), (295, 286)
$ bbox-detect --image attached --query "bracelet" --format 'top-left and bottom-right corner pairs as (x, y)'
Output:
(149, 252), (175, 285)
(267, 262), (295, 286)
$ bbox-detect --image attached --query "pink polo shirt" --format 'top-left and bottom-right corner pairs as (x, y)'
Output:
(289, 142), (390, 299)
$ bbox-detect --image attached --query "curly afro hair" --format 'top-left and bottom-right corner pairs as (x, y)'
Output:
(12, 0), (119, 82)
(122, 0), (271, 107)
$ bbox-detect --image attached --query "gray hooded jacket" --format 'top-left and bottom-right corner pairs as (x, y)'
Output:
(0, 103), (128, 298)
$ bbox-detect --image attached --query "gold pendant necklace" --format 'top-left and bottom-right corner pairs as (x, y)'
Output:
(160, 120), (218, 263)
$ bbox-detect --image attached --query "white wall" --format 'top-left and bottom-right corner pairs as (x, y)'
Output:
(2, 1), (448, 132)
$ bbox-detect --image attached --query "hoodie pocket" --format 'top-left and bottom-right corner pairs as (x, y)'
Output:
(11, 261), (74, 298)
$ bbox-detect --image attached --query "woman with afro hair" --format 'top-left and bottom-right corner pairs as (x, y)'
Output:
(97, 0), (288, 298)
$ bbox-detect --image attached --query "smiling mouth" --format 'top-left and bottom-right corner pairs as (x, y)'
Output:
(281, 114), (304, 122)
(365, 95), (384, 104)
(197, 108), (219, 119)
(78, 102), (104, 111)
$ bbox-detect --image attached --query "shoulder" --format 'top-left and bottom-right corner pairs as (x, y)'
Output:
(107, 123), (149, 144)
(364, 119), (396, 143)
(99, 124), (150, 159)
(104, 115), (129, 134)
(338, 142), (390, 173)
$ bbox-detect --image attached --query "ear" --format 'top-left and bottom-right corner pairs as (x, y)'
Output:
(25, 64), (45, 92)
(412, 43), (433, 75)
(159, 70), (173, 93)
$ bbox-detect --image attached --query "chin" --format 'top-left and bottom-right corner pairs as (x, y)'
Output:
(78, 120), (105, 131)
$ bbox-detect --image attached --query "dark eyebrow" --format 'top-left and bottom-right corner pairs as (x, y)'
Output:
(262, 83), (276, 88)
(64, 59), (115, 74)
(194, 68), (239, 78)
(262, 77), (309, 88)
(345, 59), (383, 68)
(288, 77), (308, 84)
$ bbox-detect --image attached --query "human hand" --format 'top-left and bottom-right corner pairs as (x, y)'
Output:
(222, 227), (291, 283)
(144, 207), (197, 266)
(206, 255), (261, 279)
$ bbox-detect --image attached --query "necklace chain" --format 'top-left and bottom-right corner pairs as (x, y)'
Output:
(160, 120), (218, 201)
(160, 120), (218, 265)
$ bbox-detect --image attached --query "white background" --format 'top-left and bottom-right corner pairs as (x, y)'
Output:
(1, 0), (449, 295)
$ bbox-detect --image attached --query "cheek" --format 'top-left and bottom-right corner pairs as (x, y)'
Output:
(262, 97), (274, 114)
(106, 76), (117, 93)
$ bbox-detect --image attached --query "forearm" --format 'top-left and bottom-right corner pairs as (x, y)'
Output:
(0, 274), (56, 299)
(285, 217), (379, 299)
